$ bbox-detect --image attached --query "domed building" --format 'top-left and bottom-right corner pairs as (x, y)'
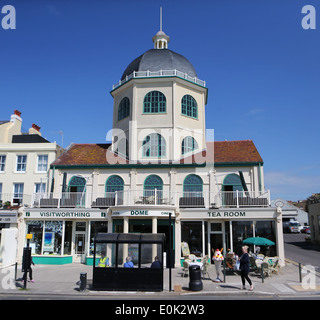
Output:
(110, 29), (207, 162)
(18, 26), (284, 270)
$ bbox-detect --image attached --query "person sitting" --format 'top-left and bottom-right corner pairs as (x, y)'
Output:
(98, 251), (109, 267)
(150, 256), (161, 268)
(123, 256), (134, 268)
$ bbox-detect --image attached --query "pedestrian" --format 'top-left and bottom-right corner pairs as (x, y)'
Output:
(239, 245), (253, 290)
(23, 256), (35, 283)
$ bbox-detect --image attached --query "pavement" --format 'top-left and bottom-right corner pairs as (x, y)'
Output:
(0, 259), (319, 299)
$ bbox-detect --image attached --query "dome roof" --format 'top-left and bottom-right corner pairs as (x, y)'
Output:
(121, 49), (197, 81)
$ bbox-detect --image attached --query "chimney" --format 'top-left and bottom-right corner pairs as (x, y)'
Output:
(14, 110), (21, 117)
(29, 123), (42, 136)
(10, 109), (22, 123)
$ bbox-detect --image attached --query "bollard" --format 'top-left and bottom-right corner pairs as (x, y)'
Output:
(261, 264), (264, 283)
(299, 263), (302, 283)
(79, 272), (87, 291)
(189, 265), (203, 291)
(223, 259), (226, 283)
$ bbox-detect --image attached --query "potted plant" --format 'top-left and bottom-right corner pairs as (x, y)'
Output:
(3, 201), (11, 209)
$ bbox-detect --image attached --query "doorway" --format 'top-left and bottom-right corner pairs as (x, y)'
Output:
(74, 221), (86, 263)
(209, 222), (225, 263)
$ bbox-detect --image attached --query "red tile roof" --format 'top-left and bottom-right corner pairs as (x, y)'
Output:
(51, 140), (263, 167)
(213, 140), (263, 164)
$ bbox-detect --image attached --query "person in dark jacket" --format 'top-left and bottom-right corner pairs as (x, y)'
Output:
(239, 245), (253, 290)
(150, 256), (161, 268)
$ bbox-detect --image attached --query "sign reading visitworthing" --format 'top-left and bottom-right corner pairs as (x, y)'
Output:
(24, 211), (107, 219)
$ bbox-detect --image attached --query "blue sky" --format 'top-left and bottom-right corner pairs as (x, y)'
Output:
(0, 0), (319, 201)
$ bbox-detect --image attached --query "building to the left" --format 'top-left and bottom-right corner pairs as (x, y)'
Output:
(0, 110), (63, 266)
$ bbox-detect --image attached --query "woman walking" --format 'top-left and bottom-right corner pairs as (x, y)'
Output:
(239, 245), (253, 290)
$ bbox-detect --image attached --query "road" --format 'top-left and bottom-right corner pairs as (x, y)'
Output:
(284, 233), (320, 273)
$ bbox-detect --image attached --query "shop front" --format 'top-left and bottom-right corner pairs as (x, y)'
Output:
(179, 208), (285, 267)
(19, 208), (109, 265)
(110, 208), (176, 267)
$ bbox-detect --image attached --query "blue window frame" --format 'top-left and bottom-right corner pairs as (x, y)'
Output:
(181, 94), (197, 119)
(142, 133), (166, 157)
(118, 97), (130, 121)
(183, 174), (203, 196)
(144, 175), (163, 201)
(182, 136), (199, 155)
(143, 91), (166, 113)
(106, 175), (124, 193)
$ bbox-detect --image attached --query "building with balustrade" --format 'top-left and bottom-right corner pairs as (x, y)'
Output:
(18, 28), (285, 267)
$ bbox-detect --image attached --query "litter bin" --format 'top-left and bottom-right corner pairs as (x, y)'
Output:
(189, 265), (203, 291)
(79, 272), (87, 291)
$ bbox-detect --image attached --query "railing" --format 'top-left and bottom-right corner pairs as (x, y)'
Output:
(112, 69), (206, 90)
(210, 190), (271, 208)
(31, 190), (270, 209)
(0, 193), (32, 208)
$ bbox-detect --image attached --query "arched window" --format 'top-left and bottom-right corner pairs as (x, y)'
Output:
(142, 133), (166, 157)
(66, 176), (86, 207)
(106, 175), (124, 193)
(68, 176), (86, 193)
(181, 94), (197, 119)
(118, 97), (130, 121)
(222, 174), (243, 206)
(222, 174), (243, 192)
(182, 136), (199, 155)
(183, 174), (203, 196)
(143, 91), (166, 113)
(144, 175), (163, 203)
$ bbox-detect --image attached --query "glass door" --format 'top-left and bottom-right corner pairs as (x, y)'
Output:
(74, 222), (86, 263)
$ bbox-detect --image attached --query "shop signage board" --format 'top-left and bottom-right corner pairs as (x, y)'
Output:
(112, 209), (175, 217)
(24, 210), (107, 219)
(181, 209), (277, 220)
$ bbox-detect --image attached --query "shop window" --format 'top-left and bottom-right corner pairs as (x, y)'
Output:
(181, 221), (202, 256)
(255, 221), (276, 256)
(232, 221), (253, 255)
(143, 91), (166, 113)
(64, 221), (72, 255)
(142, 133), (166, 157)
(43, 221), (63, 255)
(26, 221), (43, 255)
(89, 221), (108, 256)
(181, 136), (199, 155)
(118, 97), (130, 121)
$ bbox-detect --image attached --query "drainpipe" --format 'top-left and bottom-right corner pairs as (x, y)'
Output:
(258, 163), (262, 192)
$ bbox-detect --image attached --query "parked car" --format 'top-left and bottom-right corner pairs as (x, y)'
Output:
(301, 226), (310, 233)
(283, 221), (300, 233)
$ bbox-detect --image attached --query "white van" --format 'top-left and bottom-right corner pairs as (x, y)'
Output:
(283, 221), (300, 233)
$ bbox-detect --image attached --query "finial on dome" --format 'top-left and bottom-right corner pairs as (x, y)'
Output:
(152, 7), (170, 49)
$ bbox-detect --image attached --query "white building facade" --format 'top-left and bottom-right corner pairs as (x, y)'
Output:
(19, 29), (285, 267)
(0, 110), (63, 265)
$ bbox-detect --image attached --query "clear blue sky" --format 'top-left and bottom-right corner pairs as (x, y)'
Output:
(1, 0), (319, 201)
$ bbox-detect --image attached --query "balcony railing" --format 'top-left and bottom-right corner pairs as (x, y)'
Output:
(31, 190), (270, 209)
(112, 69), (206, 90)
(0, 193), (32, 208)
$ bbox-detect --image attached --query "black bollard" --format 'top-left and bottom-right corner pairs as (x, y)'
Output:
(79, 272), (87, 291)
